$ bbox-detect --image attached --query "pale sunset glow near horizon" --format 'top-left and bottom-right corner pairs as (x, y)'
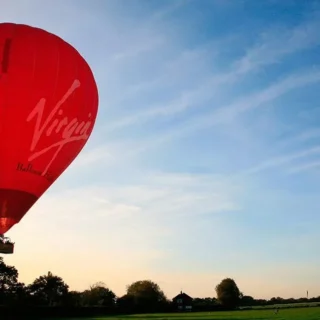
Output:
(2, 0), (320, 300)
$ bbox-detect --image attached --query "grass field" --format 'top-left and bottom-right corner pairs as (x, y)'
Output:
(54, 307), (320, 320)
(246, 302), (320, 309)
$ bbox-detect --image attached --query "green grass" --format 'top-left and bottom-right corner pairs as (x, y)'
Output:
(57, 307), (320, 320)
(246, 302), (320, 309)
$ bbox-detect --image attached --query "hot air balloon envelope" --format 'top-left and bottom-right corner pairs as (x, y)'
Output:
(0, 23), (99, 238)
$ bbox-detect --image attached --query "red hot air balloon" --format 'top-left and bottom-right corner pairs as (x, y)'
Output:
(0, 23), (99, 253)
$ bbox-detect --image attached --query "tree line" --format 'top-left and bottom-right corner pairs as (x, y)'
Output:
(1, 257), (319, 318)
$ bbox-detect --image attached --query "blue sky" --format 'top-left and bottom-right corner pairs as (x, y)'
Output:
(3, 0), (320, 299)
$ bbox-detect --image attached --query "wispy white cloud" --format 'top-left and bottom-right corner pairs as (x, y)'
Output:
(7, 171), (241, 245)
(236, 11), (320, 73)
(112, 36), (165, 62)
(128, 67), (320, 151)
(150, 0), (190, 22)
(282, 127), (320, 146)
(286, 160), (320, 174)
(243, 145), (320, 175)
(108, 0), (191, 62)
(71, 146), (114, 168)
(114, 41), (221, 103)
(69, 140), (145, 170)
(77, 65), (320, 174)
(7, 170), (242, 293)
(105, 12), (320, 131)
(37, 171), (240, 223)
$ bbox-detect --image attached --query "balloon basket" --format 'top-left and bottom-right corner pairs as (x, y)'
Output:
(0, 236), (14, 254)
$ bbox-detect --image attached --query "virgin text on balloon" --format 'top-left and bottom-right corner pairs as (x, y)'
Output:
(26, 79), (93, 176)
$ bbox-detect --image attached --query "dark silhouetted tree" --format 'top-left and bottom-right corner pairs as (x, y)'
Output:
(0, 257), (18, 289)
(241, 295), (255, 306)
(28, 271), (69, 306)
(126, 280), (168, 312)
(193, 297), (218, 310)
(117, 294), (135, 311)
(0, 257), (27, 305)
(64, 290), (83, 307)
(215, 278), (241, 309)
(82, 282), (116, 307)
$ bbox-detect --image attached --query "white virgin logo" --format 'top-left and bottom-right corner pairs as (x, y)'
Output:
(26, 79), (93, 176)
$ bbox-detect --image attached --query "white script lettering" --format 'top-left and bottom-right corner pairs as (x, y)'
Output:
(26, 79), (92, 176)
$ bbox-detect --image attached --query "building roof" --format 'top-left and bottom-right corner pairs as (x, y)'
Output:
(172, 291), (193, 301)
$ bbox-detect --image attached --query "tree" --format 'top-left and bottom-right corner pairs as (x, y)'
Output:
(193, 297), (218, 310)
(0, 257), (27, 305)
(64, 290), (83, 307)
(82, 282), (116, 307)
(126, 280), (168, 312)
(117, 294), (135, 311)
(269, 296), (284, 305)
(215, 278), (241, 309)
(28, 271), (69, 306)
(0, 257), (18, 289)
(240, 295), (255, 306)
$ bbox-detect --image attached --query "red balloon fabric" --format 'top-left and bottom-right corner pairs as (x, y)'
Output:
(0, 23), (99, 235)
